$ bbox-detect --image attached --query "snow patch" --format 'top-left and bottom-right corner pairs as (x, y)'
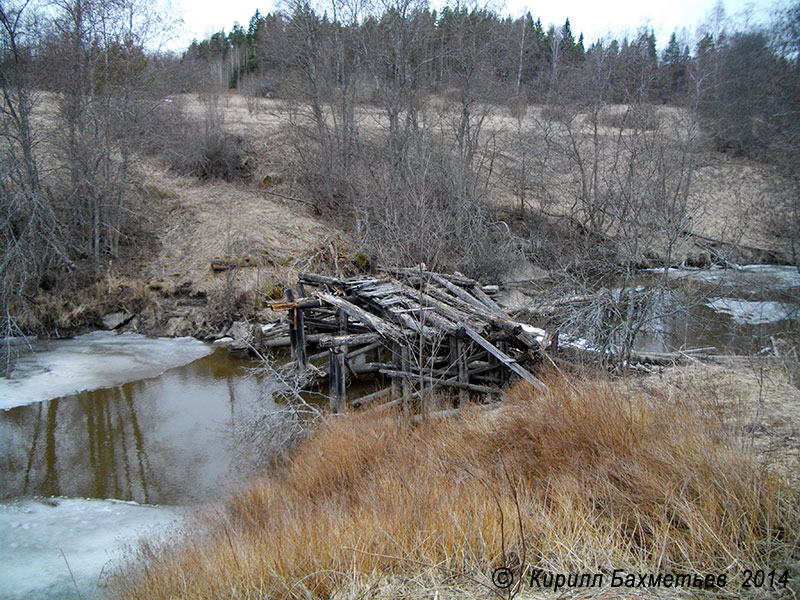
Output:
(0, 497), (181, 600)
(519, 323), (547, 341)
(0, 331), (212, 410)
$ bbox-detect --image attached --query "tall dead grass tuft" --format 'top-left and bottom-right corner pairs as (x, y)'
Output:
(111, 377), (799, 599)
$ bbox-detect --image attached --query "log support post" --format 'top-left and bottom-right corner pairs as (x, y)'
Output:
(338, 308), (349, 355)
(390, 342), (401, 404)
(328, 349), (346, 413)
(286, 289), (307, 368)
(401, 345), (411, 419)
(455, 336), (468, 407)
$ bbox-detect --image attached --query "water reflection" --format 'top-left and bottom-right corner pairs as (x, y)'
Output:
(632, 267), (800, 353)
(0, 350), (271, 505)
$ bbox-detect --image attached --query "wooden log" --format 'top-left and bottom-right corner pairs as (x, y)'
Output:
(460, 324), (549, 394)
(453, 336), (468, 407)
(286, 290), (307, 367)
(470, 285), (507, 317)
(318, 332), (381, 348)
(349, 362), (393, 375)
(410, 402), (499, 423)
(300, 317), (342, 332)
(263, 332), (328, 348)
(401, 345), (411, 418)
(379, 369), (501, 394)
(351, 387), (391, 409)
(294, 306), (307, 367)
(391, 342), (401, 404)
(347, 340), (384, 361)
(392, 301), (459, 336)
(368, 398), (402, 412)
(299, 272), (346, 288)
(328, 349), (346, 413)
(317, 292), (406, 341)
(391, 281), (491, 335)
(380, 266), (477, 287)
(422, 283), (524, 337)
(383, 305), (440, 338)
(430, 273), (491, 313)
(270, 298), (324, 311)
(338, 308), (349, 351)
(683, 230), (793, 265)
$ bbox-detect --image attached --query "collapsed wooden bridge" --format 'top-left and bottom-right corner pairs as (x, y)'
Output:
(264, 266), (552, 417)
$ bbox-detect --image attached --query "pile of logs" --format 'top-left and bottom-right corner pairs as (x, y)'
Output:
(265, 266), (551, 416)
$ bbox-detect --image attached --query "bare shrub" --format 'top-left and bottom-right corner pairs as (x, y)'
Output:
(597, 104), (660, 131)
(167, 95), (250, 182)
(540, 103), (576, 123)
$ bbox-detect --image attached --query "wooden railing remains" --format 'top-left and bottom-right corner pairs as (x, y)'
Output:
(265, 266), (551, 416)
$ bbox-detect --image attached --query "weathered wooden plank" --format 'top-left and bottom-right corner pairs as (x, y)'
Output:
(317, 292), (406, 341)
(460, 324), (549, 394)
(358, 282), (407, 298)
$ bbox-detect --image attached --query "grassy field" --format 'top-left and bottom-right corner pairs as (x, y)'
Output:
(110, 373), (800, 599)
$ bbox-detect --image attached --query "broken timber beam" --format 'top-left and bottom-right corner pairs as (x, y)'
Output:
(460, 324), (549, 394)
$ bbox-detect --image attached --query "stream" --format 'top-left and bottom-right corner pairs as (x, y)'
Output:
(1, 264), (798, 598)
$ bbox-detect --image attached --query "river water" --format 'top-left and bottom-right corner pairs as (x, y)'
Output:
(0, 333), (273, 599)
(1, 264), (798, 598)
(635, 265), (800, 353)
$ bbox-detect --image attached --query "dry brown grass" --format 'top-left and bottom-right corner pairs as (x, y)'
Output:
(111, 376), (799, 599)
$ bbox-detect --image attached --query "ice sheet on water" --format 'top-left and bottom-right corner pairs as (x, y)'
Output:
(657, 264), (800, 289)
(0, 497), (182, 600)
(706, 298), (796, 325)
(0, 331), (212, 410)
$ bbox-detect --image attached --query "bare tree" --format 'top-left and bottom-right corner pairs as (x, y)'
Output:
(0, 1), (65, 371)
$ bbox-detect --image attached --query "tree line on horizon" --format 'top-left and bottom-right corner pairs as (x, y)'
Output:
(1, 0), (798, 360)
(182, 1), (797, 156)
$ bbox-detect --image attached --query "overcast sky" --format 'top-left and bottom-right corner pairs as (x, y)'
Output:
(169, 0), (776, 52)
